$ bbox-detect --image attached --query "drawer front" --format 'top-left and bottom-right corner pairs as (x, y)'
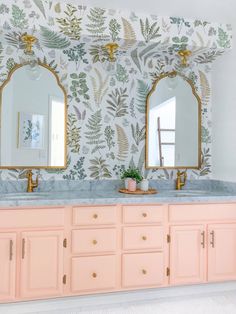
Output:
(73, 206), (117, 226)
(169, 203), (236, 222)
(71, 255), (117, 292)
(123, 226), (164, 250)
(72, 229), (117, 254)
(0, 208), (65, 229)
(123, 205), (166, 224)
(122, 252), (165, 288)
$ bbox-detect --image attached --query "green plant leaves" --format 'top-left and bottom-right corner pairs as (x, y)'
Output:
(40, 26), (71, 49)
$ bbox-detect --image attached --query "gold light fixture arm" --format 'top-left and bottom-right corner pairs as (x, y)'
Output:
(104, 43), (119, 62)
(21, 34), (38, 54)
(178, 50), (192, 67)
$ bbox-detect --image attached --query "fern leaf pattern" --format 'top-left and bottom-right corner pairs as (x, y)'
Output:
(91, 68), (109, 106)
(140, 18), (161, 43)
(116, 124), (129, 161)
(0, 1), (225, 181)
(89, 157), (112, 179)
(40, 26), (71, 49)
(136, 80), (150, 113)
(85, 110), (106, 154)
(86, 8), (108, 38)
(107, 88), (128, 118)
(199, 70), (210, 104)
(121, 17), (136, 49)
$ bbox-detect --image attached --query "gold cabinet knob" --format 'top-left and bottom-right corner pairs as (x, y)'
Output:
(93, 214), (98, 219)
(142, 236), (147, 241)
(92, 272), (97, 278)
(92, 240), (98, 245)
(142, 269), (147, 275)
(142, 213), (147, 218)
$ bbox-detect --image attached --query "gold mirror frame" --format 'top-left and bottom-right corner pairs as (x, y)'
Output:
(145, 71), (202, 170)
(0, 62), (67, 169)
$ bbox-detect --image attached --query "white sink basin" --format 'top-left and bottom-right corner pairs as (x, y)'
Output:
(0, 192), (50, 200)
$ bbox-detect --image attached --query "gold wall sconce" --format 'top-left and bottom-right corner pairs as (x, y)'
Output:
(102, 42), (119, 75)
(104, 42), (119, 62)
(21, 34), (41, 80)
(178, 49), (192, 67)
(21, 34), (38, 54)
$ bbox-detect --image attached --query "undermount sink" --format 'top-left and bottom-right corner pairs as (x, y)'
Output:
(171, 190), (208, 197)
(0, 192), (50, 200)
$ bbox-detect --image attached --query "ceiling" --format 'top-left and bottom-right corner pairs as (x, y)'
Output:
(59, 0), (235, 24)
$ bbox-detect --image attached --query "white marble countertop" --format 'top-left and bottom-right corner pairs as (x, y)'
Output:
(0, 189), (236, 207)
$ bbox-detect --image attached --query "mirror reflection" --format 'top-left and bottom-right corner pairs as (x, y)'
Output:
(0, 64), (66, 168)
(146, 72), (201, 169)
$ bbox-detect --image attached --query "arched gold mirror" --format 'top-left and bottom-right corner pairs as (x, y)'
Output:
(0, 63), (67, 169)
(146, 71), (201, 169)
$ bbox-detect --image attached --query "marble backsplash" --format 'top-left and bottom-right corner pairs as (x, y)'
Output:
(0, 179), (236, 194)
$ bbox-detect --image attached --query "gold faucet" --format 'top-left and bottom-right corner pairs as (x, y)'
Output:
(176, 170), (187, 190)
(26, 170), (38, 193)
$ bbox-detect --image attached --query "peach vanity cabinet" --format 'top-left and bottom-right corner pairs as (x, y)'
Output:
(1, 202), (236, 303)
(169, 204), (236, 285)
(0, 207), (65, 302)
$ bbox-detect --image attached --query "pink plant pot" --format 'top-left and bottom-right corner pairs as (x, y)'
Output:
(127, 179), (137, 192)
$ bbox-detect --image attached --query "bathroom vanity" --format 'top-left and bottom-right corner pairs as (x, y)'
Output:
(1, 190), (236, 304)
(0, 0), (233, 310)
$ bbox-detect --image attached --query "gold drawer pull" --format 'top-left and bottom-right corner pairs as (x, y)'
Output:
(210, 231), (215, 248)
(9, 240), (13, 261)
(142, 236), (147, 241)
(92, 240), (98, 245)
(93, 214), (98, 219)
(142, 213), (147, 218)
(142, 269), (147, 275)
(92, 272), (97, 278)
(201, 231), (205, 248)
(22, 238), (26, 259)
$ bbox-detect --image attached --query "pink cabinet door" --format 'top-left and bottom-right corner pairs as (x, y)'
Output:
(170, 225), (206, 285)
(208, 224), (236, 282)
(20, 230), (64, 299)
(0, 233), (16, 301)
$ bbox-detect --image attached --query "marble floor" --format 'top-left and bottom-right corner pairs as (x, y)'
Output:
(35, 291), (236, 314)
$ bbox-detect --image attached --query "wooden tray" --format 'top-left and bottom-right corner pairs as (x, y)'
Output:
(119, 188), (158, 195)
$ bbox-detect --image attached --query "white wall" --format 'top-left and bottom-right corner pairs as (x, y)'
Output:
(73, 0), (234, 24)
(74, 0), (235, 181)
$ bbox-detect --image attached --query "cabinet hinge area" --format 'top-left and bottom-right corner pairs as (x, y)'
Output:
(166, 267), (170, 276)
(63, 274), (67, 285)
(167, 234), (171, 243)
(63, 238), (67, 248)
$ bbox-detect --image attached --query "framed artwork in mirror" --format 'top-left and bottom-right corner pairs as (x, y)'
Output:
(18, 112), (44, 149)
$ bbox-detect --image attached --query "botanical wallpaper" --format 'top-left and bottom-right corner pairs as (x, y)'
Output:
(0, 0), (232, 181)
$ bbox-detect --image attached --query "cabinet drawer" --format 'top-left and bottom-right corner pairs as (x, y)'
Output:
(169, 203), (236, 222)
(122, 252), (165, 288)
(71, 255), (117, 292)
(72, 229), (117, 254)
(73, 206), (117, 226)
(123, 205), (166, 224)
(123, 226), (164, 250)
(0, 208), (65, 229)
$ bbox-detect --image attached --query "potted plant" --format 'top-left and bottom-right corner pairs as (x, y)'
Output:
(121, 168), (143, 192)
